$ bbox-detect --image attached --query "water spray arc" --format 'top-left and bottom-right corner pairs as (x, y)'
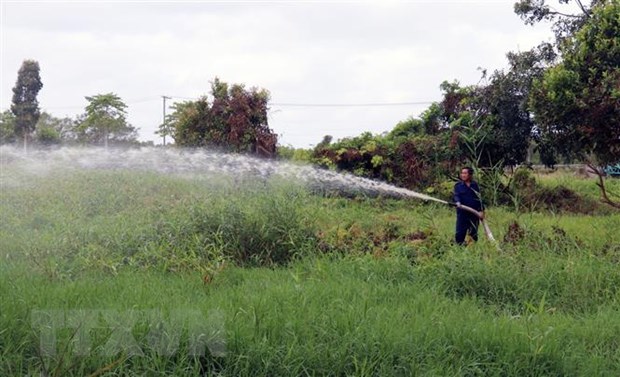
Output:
(1, 146), (497, 245)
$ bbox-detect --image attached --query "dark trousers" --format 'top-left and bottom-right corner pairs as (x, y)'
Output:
(455, 212), (479, 245)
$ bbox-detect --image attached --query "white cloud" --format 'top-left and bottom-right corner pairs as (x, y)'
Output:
(1, 1), (555, 148)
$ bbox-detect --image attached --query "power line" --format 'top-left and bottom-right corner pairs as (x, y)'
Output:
(271, 101), (433, 107)
(167, 95), (197, 100)
(39, 96), (437, 111)
(166, 95), (435, 107)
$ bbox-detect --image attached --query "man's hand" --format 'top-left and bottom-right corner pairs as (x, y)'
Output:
(456, 202), (462, 209)
(479, 211), (485, 220)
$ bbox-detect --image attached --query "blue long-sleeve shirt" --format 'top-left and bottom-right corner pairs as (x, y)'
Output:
(453, 181), (484, 212)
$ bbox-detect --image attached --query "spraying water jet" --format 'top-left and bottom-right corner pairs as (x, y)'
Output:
(0, 145), (497, 244)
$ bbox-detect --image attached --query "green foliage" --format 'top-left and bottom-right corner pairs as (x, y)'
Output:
(388, 117), (424, 140)
(526, 1), (619, 164)
(316, 131), (454, 190)
(513, 0), (601, 46)
(171, 78), (277, 157)
(76, 93), (138, 147)
(422, 240), (620, 315)
(10, 59), (43, 147)
(1, 166), (620, 375)
(2, 111), (81, 147)
(0, 110), (16, 144)
(277, 145), (312, 162)
(159, 182), (318, 267)
(35, 126), (61, 145)
(310, 41), (559, 185)
(455, 122), (511, 206)
(311, 103), (462, 190)
(0, 169), (318, 274)
(447, 69), (540, 168)
(36, 112), (76, 143)
(312, 131), (394, 178)
(509, 167), (603, 213)
(309, 0), (614, 187)
(419, 102), (445, 135)
(327, 74), (538, 191)
(314, 134), (333, 150)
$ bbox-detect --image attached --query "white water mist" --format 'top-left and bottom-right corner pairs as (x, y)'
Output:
(0, 146), (447, 204)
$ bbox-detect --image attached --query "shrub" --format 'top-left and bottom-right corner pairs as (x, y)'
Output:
(509, 168), (601, 214)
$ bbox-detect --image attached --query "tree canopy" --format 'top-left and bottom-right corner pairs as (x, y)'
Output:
(513, 0), (604, 44)
(305, 0), (619, 194)
(0, 110), (16, 144)
(527, 0), (619, 164)
(11, 60), (43, 150)
(171, 78), (277, 157)
(76, 93), (138, 147)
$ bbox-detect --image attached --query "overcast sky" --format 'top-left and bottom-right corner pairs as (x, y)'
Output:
(1, 0), (556, 148)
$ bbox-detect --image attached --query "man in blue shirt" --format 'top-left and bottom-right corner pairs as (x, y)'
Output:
(453, 167), (484, 245)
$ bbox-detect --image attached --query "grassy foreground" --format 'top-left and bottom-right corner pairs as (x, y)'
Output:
(1, 166), (620, 376)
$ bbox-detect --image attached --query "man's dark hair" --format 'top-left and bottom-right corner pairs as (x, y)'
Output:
(462, 167), (474, 175)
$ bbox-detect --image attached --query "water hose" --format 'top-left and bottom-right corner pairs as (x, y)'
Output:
(393, 187), (497, 245)
(448, 202), (498, 245)
(392, 187), (496, 244)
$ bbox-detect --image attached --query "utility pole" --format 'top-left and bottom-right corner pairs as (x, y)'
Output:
(162, 95), (171, 146)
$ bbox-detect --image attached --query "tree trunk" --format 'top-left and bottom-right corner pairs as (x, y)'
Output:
(588, 163), (620, 209)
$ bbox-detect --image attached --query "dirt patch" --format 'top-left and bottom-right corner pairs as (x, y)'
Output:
(406, 230), (429, 241)
(503, 221), (525, 244)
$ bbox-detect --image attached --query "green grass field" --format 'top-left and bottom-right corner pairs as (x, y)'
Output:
(2, 162), (620, 376)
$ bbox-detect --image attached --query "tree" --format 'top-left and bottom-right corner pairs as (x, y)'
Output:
(35, 126), (60, 145)
(528, 1), (620, 164)
(514, 0), (603, 45)
(388, 117), (424, 140)
(35, 112), (75, 145)
(422, 51), (550, 169)
(171, 78), (277, 157)
(0, 110), (16, 144)
(465, 44), (556, 166)
(314, 135), (333, 150)
(155, 116), (173, 146)
(10, 60), (43, 151)
(76, 93), (138, 147)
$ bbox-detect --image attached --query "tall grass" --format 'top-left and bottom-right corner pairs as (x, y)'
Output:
(2, 256), (620, 376)
(1, 169), (319, 277)
(1, 165), (620, 375)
